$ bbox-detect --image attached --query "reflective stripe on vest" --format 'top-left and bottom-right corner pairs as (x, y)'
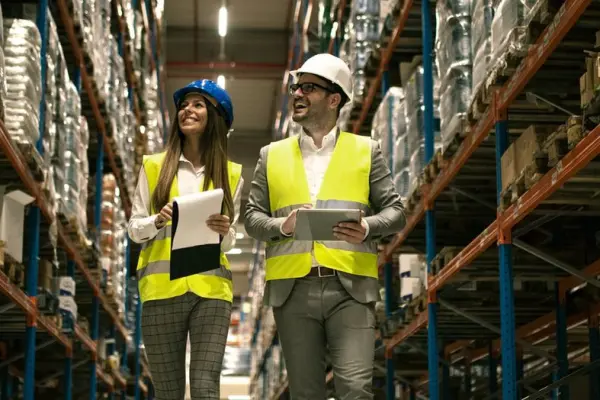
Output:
(136, 152), (242, 303)
(137, 260), (233, 281)
(265, 131), (378, 281)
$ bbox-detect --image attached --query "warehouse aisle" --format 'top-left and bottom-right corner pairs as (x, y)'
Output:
(2, 0), (600, 400)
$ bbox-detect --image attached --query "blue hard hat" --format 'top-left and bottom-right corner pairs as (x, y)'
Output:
(173, 79), (234, 128)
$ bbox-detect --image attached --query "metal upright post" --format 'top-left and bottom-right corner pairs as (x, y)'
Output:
(24, 2), (49, 399)
(589, 312), (600, 400)
(90, 295), (100, 400)
(495, 109), (517, 400)
(422, 0), (438, 396)
(554, 285), (569, 400)
(90, 78), (105, 400)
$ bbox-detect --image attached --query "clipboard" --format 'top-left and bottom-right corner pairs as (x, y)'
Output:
(169, 190), (224, 280)
(293, 208), (362, 241)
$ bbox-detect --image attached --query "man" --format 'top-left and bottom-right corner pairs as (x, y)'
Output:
(244, 53), (405, 400)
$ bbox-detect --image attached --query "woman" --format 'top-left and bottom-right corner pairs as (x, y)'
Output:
(127, 79), (244, 400)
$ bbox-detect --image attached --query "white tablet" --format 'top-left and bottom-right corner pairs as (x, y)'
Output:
(293, 208), (362, 241)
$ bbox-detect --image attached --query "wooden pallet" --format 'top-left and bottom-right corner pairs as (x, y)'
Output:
(1, 260), (25, 289)
(477, 0), (558, 113)
(499, 116), (586, 210)
(431, 246), (462, 275)
(405, 178), (423, 213)
(57, 209), (90, 256)
(15, 141), (45, 182)
(402, 293), (427, 323)
(423, 148), (444, 183)
(468, 82), (502, 123)
(441, 115), (471, 160)
(489, 0), (557, 80)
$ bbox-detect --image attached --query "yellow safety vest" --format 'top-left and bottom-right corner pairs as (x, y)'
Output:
(265, 131), (378, 281)
(136, 152), (242, 303)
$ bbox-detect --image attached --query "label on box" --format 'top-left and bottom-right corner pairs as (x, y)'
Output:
(59, 295), (78, 318)
(58, 276), (76, 296)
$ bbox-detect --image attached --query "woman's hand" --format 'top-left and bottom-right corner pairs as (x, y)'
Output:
(206, 214), (231, 236)
(155, 203), (173, 228)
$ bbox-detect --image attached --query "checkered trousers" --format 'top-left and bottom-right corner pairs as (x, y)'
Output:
(141, 292), (232, 400)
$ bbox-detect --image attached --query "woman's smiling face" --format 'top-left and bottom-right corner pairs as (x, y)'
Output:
(177, 93), (209, 136)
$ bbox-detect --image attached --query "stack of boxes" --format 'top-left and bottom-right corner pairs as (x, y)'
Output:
(99, 173), (128, 318)
(398, 254), (427, 303)
(579, 37), (600, 109)
(53, 275), (77, 333)
(435, 0), (473, 152)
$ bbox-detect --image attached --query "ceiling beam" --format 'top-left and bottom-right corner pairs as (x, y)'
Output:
(166, 27), (289, 66)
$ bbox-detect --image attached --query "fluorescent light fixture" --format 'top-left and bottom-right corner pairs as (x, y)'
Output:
(235, 232), (244, 239)
(217, 74), (226, 89)
(226, 248), (242, 255)
(218, 6), (228, 37)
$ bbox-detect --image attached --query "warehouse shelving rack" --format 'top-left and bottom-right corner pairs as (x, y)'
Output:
(275, 0), (600, 399)
(0, 0), (168, 399)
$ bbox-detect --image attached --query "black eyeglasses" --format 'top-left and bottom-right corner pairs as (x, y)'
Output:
(289, 82), (334, 95)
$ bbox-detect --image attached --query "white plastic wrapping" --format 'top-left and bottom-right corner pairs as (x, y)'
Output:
(371, 87), (406, 173)
(490, 0), (536, 61)
(3, 18), (42, 148)
(439, 68), (472, 147)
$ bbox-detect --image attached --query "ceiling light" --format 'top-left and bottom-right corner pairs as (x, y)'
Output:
(226, 248), (242, 255)
(217, 74), (226, 89)
(218, 6), (228, 37)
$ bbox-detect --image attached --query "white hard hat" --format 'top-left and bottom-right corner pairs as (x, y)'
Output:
(290, 53), (354, 102)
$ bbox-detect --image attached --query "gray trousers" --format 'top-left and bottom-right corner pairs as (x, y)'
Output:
(141, 292), (231, 400)
(273, 276), (376, 400)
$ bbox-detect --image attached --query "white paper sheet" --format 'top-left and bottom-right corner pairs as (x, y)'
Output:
(171, 188), (224, 251)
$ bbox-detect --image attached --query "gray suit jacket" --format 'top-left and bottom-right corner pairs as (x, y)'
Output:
(244, 134), (406, 308)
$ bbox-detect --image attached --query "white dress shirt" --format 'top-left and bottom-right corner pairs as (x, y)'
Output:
(127, 154), (244, 253)
(281, 127), (370, 265)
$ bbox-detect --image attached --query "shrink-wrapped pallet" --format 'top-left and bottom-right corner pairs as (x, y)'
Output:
(371, 87), (407, 174)
(435, 0), (473, 151)
(3, 19), (42, 148)
(490, 0), (537, 62)
(470, 0), (494, 96)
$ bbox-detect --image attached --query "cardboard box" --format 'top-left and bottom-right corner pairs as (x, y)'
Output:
(38, 260), (54, 291)
(500, 144), (518, 192)
(400, 277), (422, 300)
(514, 125), (554, 175)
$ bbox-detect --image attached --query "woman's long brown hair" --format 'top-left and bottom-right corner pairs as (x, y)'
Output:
(151, 103), (234, 222)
